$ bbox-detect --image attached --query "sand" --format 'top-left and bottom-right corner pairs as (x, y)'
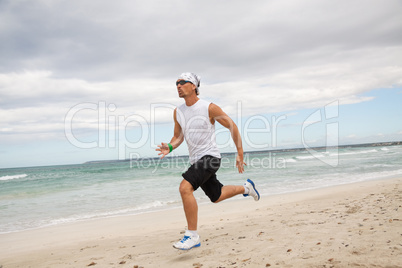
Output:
(0, 177), (401, 268)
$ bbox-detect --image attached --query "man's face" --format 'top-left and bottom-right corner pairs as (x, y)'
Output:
(176, 79), (196, 98)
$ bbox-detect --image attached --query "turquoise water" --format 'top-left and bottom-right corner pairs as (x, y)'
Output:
(1, 144), (401, 234)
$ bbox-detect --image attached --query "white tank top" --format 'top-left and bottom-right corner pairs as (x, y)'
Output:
(176, 99), (221, 164)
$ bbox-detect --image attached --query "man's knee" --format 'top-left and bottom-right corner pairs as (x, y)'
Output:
(179, 179), (194, 195)
(212, 188), (224, 203)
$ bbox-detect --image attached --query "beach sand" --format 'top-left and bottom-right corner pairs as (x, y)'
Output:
(0, 177), (401, 268)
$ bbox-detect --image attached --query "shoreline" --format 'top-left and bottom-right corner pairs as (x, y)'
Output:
(2, 175), (400, 236)
(1, 177), (401, 267)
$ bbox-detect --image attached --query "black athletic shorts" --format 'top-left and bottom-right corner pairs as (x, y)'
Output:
(182, 155), (223, 203)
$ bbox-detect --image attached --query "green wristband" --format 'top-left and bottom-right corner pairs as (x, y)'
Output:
(168, 143), (173, 153)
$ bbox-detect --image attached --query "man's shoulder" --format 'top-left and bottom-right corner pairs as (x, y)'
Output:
(198, 99), (213, 108)
(198, 99), (210, 104)
(208, 102), (221, 111)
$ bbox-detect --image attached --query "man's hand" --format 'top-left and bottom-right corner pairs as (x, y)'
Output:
(156, 143), (170, 159)
(236, 154), (247, 173)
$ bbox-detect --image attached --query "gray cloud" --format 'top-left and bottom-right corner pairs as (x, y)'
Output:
(1, 0), (401, 81)
(0, 0), (401, 144)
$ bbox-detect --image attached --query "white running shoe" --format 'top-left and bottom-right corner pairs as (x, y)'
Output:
(243, 179), (260, 201)
(173, 235), (201, 250)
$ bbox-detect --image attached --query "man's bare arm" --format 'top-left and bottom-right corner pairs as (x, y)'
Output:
(209, 103), (245, 173)
(156, 108), (184, 159)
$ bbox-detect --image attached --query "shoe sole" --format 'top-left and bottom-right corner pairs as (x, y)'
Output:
(173, 243), (201, 250)
(244, 179), (260, 201)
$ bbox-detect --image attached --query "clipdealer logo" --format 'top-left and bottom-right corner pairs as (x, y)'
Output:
(302, 100), (339, 167)
(64, 100), (339, 167)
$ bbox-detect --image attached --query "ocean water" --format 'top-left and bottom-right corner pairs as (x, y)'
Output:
(1, 144), (401, 234)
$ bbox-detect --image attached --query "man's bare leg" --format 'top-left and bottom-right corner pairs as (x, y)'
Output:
(214, 185), (245, 203)
(179, 179), (198, 230)
(173, 179), (201, 250)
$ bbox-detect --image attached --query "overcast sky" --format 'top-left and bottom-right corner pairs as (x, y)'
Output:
(1, 0), (401, 168)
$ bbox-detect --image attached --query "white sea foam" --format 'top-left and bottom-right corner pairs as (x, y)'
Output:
(0, 174), (27, 181)
(296, 154), (326, 160)
(0, 199), (182, 234)
(333, 149), (378, 157)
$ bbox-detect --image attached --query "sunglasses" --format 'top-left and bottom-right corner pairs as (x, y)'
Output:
(176, 80), (192, 86)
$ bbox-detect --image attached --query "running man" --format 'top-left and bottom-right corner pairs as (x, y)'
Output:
(156, 72), (260, 250)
